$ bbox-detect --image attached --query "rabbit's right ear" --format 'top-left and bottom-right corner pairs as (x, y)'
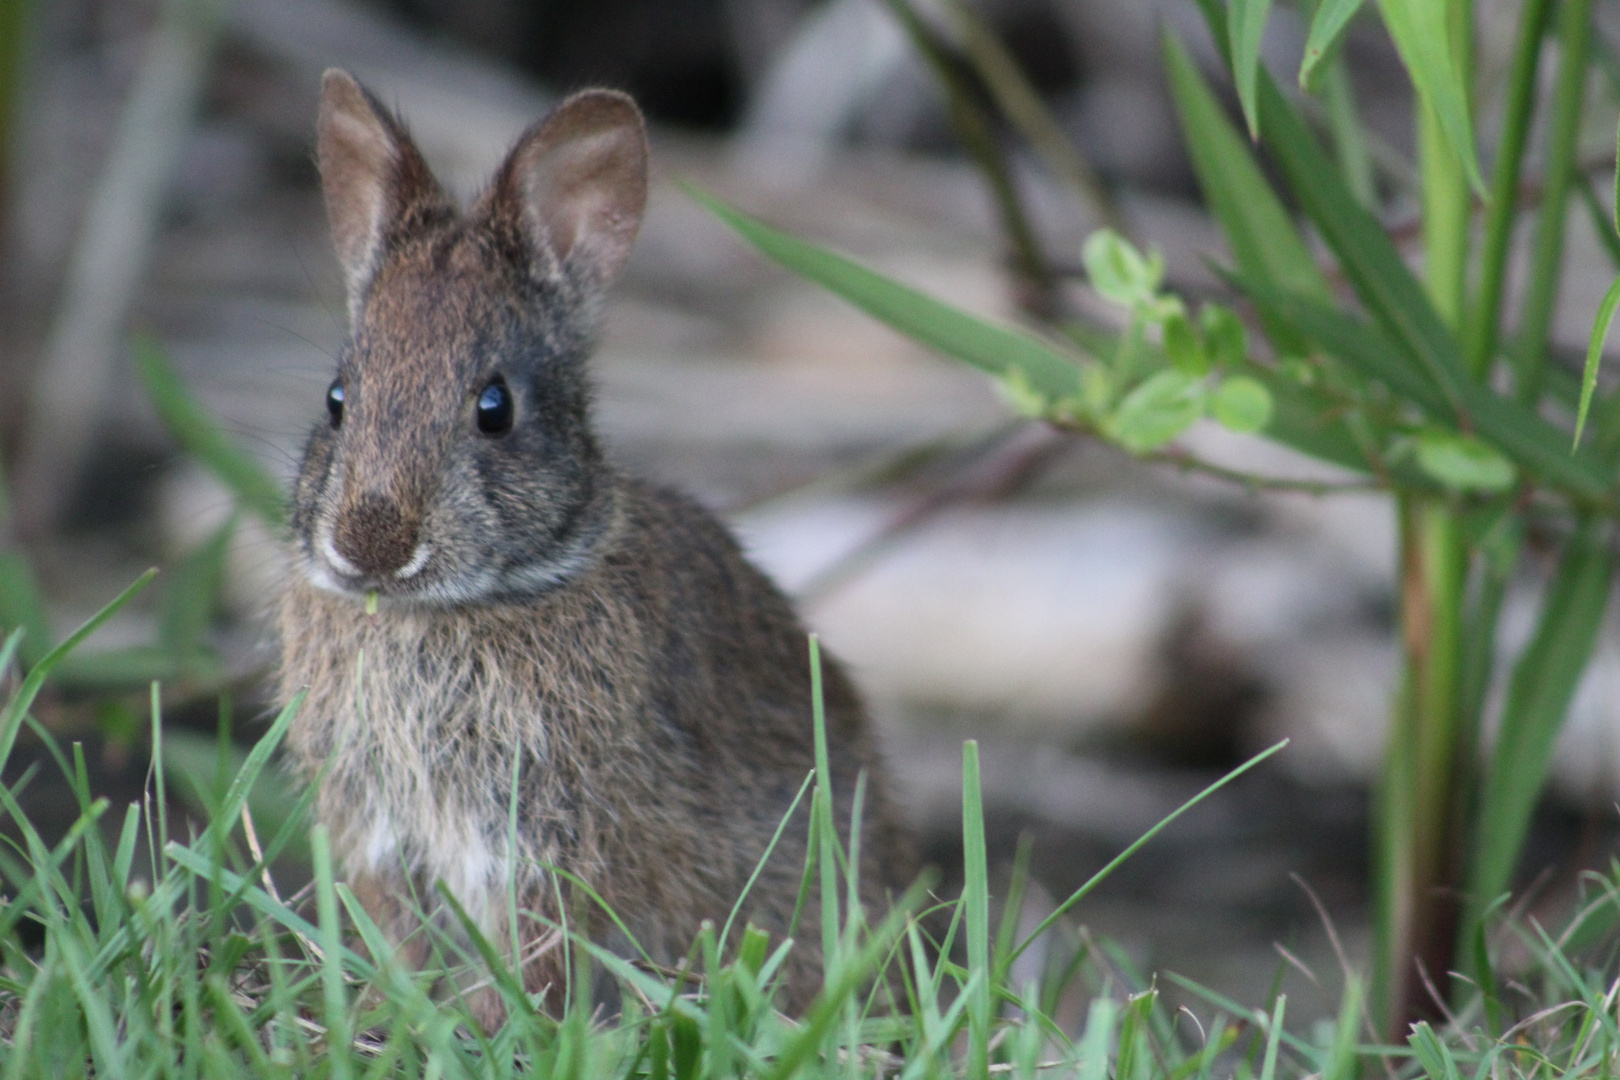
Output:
(317, 69), (453, 322)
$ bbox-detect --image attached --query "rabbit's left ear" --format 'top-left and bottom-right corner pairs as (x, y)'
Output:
(481, 89), (649, 288)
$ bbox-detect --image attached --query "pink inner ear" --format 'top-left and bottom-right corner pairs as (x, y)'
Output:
(499, 93), (648, 287)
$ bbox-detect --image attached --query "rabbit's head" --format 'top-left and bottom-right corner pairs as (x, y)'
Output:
(290, 70), (647, 606)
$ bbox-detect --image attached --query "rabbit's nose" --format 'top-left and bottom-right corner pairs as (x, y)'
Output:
(332, 493), (421, 578)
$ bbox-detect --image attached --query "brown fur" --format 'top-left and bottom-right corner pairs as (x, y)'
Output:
(278, 71), (914, 1025)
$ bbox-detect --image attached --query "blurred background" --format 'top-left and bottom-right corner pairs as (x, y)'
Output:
(3, 0), (1620, 1022)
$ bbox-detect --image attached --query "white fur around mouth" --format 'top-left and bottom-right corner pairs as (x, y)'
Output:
(394, 542), (432, 580)
(319, 531), (363, 578)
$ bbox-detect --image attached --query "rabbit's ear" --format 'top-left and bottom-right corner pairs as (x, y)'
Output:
(484, 89), (648, 288)
(317, 69), (453, 322)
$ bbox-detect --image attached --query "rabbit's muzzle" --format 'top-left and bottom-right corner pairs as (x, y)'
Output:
(329, 491), (427, 580)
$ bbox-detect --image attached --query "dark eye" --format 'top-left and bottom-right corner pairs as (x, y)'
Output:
(476, 377), (513, 435)
(326, 379), (345, 428)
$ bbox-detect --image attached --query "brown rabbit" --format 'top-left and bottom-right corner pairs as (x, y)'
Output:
(276, 70), (914, 1022)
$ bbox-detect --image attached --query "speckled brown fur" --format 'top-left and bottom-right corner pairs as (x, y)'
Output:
(278, 71), (913, 1024)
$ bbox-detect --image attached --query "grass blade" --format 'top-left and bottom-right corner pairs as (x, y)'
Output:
(962, 740), (990, 1080)
(1162, 30), (1328, 358)
(1254, 66), (1474, 416)
(1259, 994), (1286, 1080)
(1464, 519), (1613, 941)
(1009, 740), (1288, 965)
(1235, 274), (1612, 498)
(0, 569), (156, 769)
(1301, 0), (1366, 89)
(133, 334), (286, 529)
(1229, 0), (1274, 138)
(691, 187), (1082, 399)
(1576, 277), (1620, 450)
(1374, 0), (1483, 192)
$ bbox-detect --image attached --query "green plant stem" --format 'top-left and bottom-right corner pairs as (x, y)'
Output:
(1514, 0), (1595, 404)
(1466, 0), (1553, 378)
(1376, 1), (1474, 1034)
(1377, 498), (1468, 1033)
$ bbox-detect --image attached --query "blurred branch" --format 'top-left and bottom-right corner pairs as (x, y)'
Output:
(798, 423), (1068, 605)
(9, 0), (229, 536)
(936, 0), (1126, 235)
(882, 0), (1056, 313)
(0, 0), (28, 241)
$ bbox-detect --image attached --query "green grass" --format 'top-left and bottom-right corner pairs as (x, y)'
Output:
(1, 584), (1620, 1077)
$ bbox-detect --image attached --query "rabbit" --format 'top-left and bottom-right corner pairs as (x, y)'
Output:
(276, 69), (915, 1023)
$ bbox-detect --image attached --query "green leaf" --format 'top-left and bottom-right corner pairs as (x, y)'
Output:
(1162, 312), (1208, 375)
(1414, 428), (1517, 492)
(1466, 520), (1612, 938)
(692, 188), (1083, 398)
(1212, 376), (1274, 433)
(1082, 229), (1161, 307)
(1228, 0), (1274, 138)
(1613, 113), (1620, 235)
(1201, 304), (1248, 368)
(1162, 31), (1326, 356)
(1105, 370), (1207, 453)
(1408, 1021), (1462, 1080)
(1300, 0), (1366, 90)
(133, 336), (286, 529)
(1577, 275), (1620, 449)
(1229, 262), (1612, 499)
(1375, 0), (1484, 192)
(1253, 68), (1474, 416)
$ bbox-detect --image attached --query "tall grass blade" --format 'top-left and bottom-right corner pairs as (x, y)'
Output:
(312, 825), (354, 1080)
(1576, 277), (1620, 449)
(133, 334), (286, 529)
(1374, 0), (1483, 192)
(0, 568), (155, 768)
(1162, 30), (1328, 359)
(691, 188), (1082, 398)
(1301, 0), (1366, 89)
(1234, 275), (1611, 498)
(1010, 740), (1287, 964)
(1228, 0), (1274, 138)
(1259, 994), (1286, 1080)
(962, 740), (990, 1080)
(1465, 519), (1613, 942)
(1253, 68), (1474, 415)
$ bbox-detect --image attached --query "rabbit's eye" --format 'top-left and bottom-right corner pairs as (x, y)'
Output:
(326, 379), (345, 428)
(476, 378), (513, 435)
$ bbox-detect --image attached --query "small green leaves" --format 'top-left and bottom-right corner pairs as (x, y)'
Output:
(1228, 0), (1274, 138)
(1212, 376), (1274, 434)
(1414, 429), (1517, 492)
(1201, 304), (1248, 368)
(1576, 275), (1620, 450)
(1105, 371), (1207, 453)
(1082, 229), (1163, 307)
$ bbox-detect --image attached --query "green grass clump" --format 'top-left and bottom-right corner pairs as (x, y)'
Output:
(1, 582), (1620, 1078)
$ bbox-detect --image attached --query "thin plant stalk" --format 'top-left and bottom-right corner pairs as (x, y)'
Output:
(1465, 0), (1553, 377)
(1374, 0), (1474, 1033)
(1513, 0), (1595, 404)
